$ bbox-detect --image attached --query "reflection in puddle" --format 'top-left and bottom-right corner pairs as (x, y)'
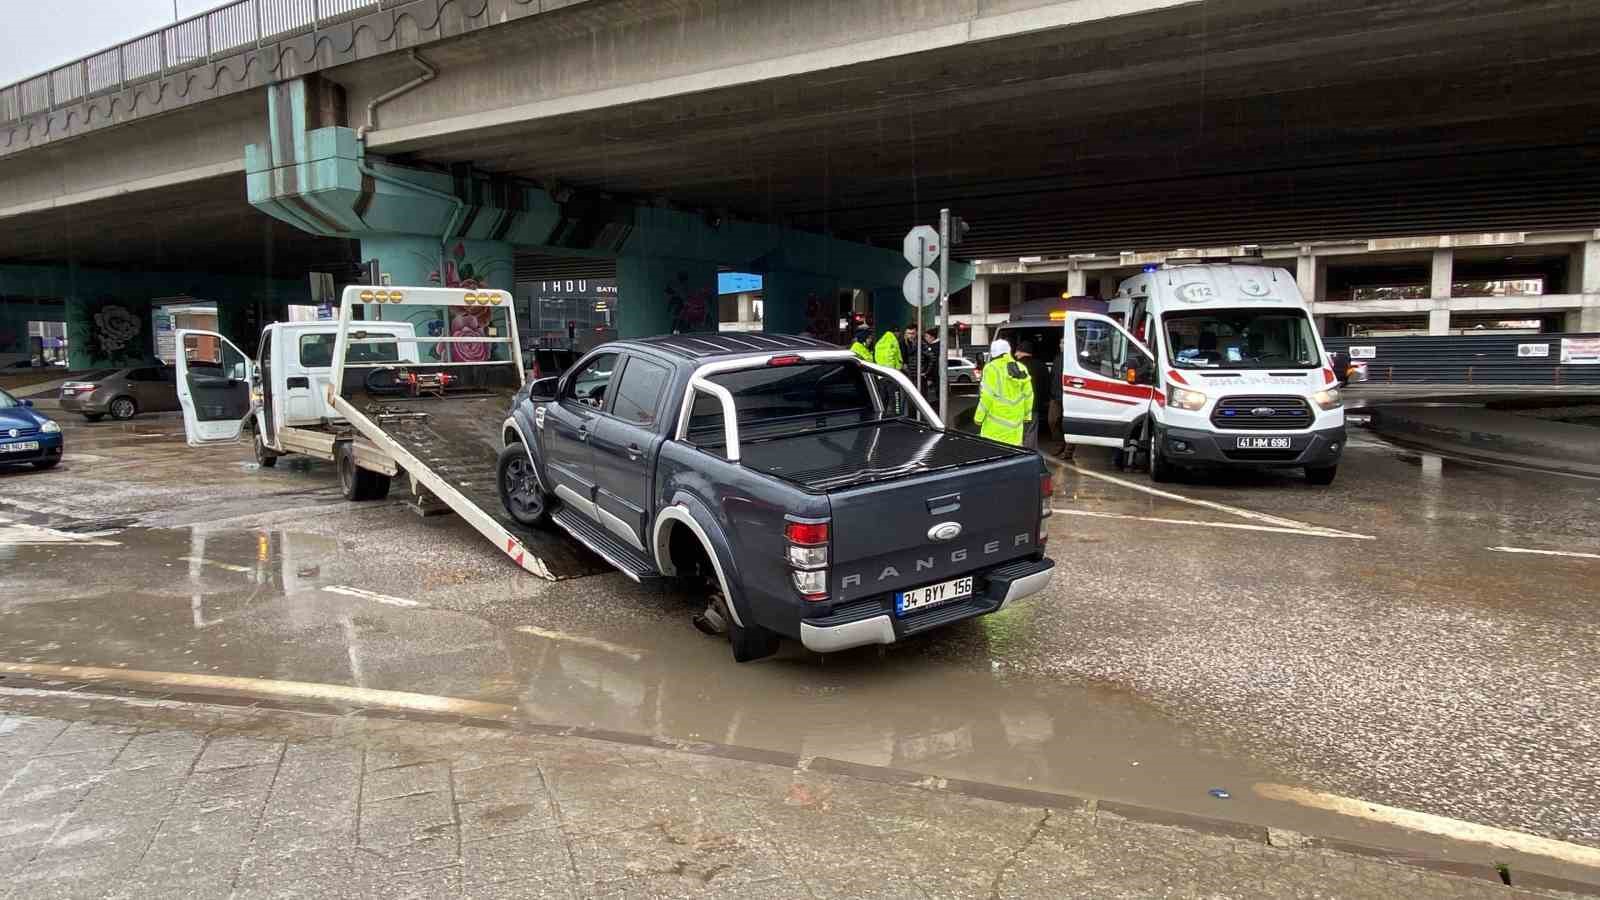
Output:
(0, 521), (1279, 810)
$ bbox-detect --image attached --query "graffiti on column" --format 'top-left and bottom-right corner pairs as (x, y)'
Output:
(666, 271), (715, 333)
(424, 242), (510, 290)
(90, 305), (143, 360)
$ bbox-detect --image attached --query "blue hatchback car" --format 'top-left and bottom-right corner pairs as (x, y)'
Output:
(0, 387), (63, 470)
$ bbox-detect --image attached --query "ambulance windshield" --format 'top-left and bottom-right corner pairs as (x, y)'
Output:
(1163, 310), (1320, 370)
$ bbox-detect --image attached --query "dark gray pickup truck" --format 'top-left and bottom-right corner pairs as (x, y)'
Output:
(496, 333), (1055, 662)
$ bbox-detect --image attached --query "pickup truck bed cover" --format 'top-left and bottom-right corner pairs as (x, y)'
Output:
(734, 420), (1023, 492)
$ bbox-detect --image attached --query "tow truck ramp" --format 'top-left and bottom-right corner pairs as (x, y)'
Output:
(326, 287), (607, 581)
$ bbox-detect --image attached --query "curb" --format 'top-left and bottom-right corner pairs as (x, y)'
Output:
(1366, 407), (1600, 478)
(2, 672), (1596, 897)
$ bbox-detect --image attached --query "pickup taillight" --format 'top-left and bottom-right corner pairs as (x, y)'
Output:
(784, 518), (830, 602)
(1039, 474), (1053, 544)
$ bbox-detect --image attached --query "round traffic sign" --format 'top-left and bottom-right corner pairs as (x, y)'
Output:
(902, 268), (941, 307)
(902, 226), (941, 268)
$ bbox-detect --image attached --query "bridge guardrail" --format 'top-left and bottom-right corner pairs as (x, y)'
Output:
(0, 0), (381, 124)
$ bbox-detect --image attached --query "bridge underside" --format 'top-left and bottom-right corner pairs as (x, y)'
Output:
(2, 0), (1600, 358)
(369, 0), (1600, 260)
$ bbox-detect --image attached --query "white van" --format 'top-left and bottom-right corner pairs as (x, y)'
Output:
(1059, 264), (1345, 485)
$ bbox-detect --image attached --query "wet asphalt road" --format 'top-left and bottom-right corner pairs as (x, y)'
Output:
(1, 414), (1597, 870)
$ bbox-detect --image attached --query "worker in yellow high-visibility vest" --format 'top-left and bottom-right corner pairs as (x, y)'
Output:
(973, 338), (1033, 446)
(849, 326), (873, 362)
(873, 328), (903, 369)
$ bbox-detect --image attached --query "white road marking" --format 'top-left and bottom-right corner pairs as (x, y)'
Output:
(1255, 782), (1600, 869)
(322, 585), (425, 608)
(1056, 460), (1371, 539)
(0, 662), (513, 719)
(1051, 508), (1374, 540)
(177, 556), (255, 574)
(1487, 546), (1600, 561)
(0, 516), (120, 547)
(515, 626), (645, 660)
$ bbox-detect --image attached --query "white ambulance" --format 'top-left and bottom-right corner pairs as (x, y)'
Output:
(1059, 264), (1345, 485)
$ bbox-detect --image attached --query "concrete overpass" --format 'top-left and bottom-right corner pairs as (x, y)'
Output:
(3, 0), (1599, 366)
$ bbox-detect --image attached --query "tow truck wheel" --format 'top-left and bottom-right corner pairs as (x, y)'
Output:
(497, 443), (550, 527)
(254, 430), (279, 468)
(337, 444), (391, 502)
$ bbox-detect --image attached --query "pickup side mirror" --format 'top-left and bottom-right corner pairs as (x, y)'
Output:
(527, 376), (559, 402)
(20, 399), (33, 408)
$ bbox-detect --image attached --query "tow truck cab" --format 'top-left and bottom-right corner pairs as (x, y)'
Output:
(1059, 264), (1345, 485)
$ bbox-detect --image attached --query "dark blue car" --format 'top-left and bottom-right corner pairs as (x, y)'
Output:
(0, 387), (63, 470)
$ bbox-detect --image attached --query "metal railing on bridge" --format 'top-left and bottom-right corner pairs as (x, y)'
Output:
(0, 0), (380, 125)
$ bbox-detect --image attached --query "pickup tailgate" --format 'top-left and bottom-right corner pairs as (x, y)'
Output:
(809, 427), (1042, 603)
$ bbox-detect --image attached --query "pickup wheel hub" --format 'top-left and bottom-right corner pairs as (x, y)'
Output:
(504, 457), (543, 515)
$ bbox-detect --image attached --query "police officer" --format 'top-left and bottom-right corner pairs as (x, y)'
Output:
(849, 326), (874, 362)
(873, 325), (903, 370)
(973, 338), (1033, 447)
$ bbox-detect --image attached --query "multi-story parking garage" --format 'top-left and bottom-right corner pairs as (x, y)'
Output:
(960, 228), (1600, 345)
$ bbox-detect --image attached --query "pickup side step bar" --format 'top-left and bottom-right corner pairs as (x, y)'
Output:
(551, 508), (661, 582)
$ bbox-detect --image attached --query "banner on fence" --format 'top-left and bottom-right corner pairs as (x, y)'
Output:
(1560, 337), (1600, 365)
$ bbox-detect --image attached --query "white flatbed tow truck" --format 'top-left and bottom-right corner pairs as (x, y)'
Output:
(175, 285), (603, 580)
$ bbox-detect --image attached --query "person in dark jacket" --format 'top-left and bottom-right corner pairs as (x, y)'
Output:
(1014, 341), (1053, 450)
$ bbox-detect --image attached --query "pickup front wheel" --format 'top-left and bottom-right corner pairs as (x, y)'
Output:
(497, 443), (550, 527)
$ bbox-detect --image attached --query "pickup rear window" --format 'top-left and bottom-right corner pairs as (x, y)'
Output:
(686, 361), (877, 447)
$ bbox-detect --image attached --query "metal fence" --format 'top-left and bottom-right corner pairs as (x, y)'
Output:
(1324, 333), (1600, 386)
(0, 0), (382, 124)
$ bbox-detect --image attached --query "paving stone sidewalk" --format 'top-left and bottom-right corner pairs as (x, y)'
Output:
(0, 689), (1585, 900)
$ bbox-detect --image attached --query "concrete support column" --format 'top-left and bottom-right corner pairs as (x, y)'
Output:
(616, 257), (719, 337)
(737, 293), (755, 326)
(969, 278), (990, 345)
(1566, 302), (1600, 333)
(1296, 253), (1318, 301)
(1428, 249), (1455, 336)
(1067, 269), (1087, 298)
(1579, 241), (1600, 295)
(1430, 249), (1454, 300)
(362, 236), (513, 292)
(1428, 307), (1452, 335)
(761, 271), (840, 337)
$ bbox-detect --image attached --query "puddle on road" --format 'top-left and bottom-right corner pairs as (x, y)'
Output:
(0, 518), (1282, 821)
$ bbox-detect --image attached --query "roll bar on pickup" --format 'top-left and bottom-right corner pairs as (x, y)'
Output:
(671, 350), (942, 463)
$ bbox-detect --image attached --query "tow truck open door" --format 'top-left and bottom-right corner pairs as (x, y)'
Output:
(1060, 312), (1156, 448)
(175, 329), (255, 446)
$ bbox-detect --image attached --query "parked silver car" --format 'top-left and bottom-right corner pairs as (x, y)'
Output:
(59, 366), (181, 421)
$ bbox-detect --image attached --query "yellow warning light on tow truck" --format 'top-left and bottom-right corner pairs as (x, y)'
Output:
(1049, 310), (1068, 321)
(359, 290), (375, 302)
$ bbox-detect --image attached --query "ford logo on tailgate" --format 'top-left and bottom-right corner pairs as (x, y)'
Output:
(928, 522), (963, 542)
